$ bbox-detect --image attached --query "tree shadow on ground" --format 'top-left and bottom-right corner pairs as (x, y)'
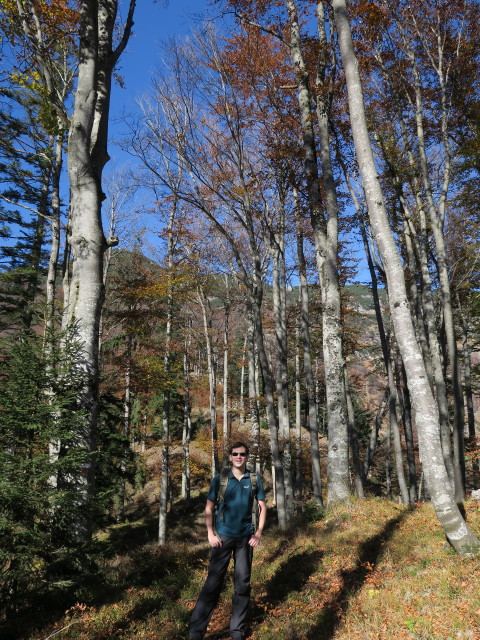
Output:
(264, 549), (325, 603)
(306, 509), (410, 640)
(0, 493), (209, 640)
(100, 493), (207, 556)
(246, 547), (324, 636)
(264, 536), (291, 564)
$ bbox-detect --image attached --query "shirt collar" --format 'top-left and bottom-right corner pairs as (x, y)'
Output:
(228, 469), (249, 479)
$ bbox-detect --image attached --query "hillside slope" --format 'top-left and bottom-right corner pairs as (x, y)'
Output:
(15, 496), (480, 640)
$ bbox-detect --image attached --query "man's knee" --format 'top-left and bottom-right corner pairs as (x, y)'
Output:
(234, 566), (251, 596)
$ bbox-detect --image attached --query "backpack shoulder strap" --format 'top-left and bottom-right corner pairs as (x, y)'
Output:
(249, 471), (258, 496)
(249, 472), (259, 531)
(217, 468), (230, 506)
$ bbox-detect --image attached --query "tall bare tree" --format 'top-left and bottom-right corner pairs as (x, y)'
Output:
(62, 0), (136, 539)
(331, 0), (480, 554)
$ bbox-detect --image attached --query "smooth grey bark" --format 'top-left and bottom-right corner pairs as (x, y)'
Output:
(182, 323), (193, 500)
(255, 342), (261, 400)
(222, 276), (231, 467)
(23, 166), (49, 328)
(400, 361), (418, 502)
(286, 0), (349, 505)
(117, 332), (132, 517)
(158, 433), (169, 546)
(158, 205), (176, 546)
(403, 225), (434, 386)
(45, 134), (63, 336)
(248, 250), (287, 525)
(247, 306), (261, 470)
(11, 2), (71, 329)
(63, 0), (135, 540)
(271, 207), (294, 518)
(13, 0), (70, 130)
(45, 136), (64, 491)
(295, 203), (323, 505)
(240, 333), (247, 424)
(246, 306), (260, 467)
(332, 0), (479, 554)
(198, 286), (220, 478)
(359, 215), (408, 504)
(294, 329), (303, 499)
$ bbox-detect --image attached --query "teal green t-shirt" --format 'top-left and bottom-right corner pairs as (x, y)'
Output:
(208, 470), (265, 538)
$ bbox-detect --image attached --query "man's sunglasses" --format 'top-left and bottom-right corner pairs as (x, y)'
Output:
(231, 452), (247, 457)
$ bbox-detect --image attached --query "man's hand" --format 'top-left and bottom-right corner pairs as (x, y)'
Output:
(208, 532), (223, 548)
(248, 533), (262, 547)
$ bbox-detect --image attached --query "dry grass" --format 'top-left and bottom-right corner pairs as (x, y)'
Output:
(10, 498), (480, 640)
(246, 499), (480, 640)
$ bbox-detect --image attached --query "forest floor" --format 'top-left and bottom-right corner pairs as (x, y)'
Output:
(9, 491), (480, 640)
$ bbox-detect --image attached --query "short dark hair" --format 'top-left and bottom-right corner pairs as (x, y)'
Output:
(229, 441), (249, 455)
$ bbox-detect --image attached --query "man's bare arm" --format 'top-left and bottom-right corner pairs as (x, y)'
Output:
(249, 499), (267, 547)
(205, 499), (222, 547)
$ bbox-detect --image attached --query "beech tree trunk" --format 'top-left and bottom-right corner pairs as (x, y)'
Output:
(271, 212), (294, 518)
(182, 330), (192, 500)
(117, 333), (132, 517)
(294, 330), (303, 499)
(295, 202), (323, 505)
(61, 0), (135, 540)
(332, 0), (479, 554)
(247, 306), (261, 471)
(286, 0), (349, 505)
(222, 278), (230, 466)
(45, 134), (63, 336)
(198, 286), (220, 477)
(158, 206), (176, 546)
(240, 333), (247, 424)
(400, 361), (418, 502)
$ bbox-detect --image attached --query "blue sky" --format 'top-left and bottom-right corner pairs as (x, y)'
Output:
(110, 1), (211, 131)
(106, 1), (214, 248)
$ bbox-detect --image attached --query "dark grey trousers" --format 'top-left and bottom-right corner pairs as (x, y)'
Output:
(189, 535), (253, 640)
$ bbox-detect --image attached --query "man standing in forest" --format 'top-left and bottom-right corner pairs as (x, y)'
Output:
(189, 441), (267, 640)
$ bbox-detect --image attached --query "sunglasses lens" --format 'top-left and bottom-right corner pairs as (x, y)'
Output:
(232, 452), (246, 457)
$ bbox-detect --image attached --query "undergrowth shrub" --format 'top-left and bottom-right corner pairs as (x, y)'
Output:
(302, 500), (326, 523)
